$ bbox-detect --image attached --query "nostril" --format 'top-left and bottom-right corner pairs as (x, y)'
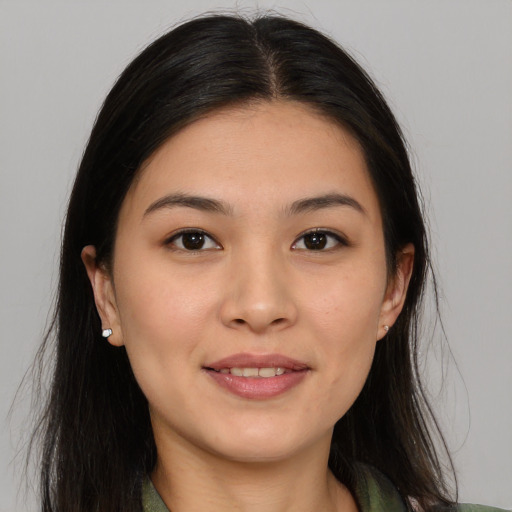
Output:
(227, 315), (292, 331)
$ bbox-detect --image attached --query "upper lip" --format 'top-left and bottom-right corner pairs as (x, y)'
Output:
(204, 353), (309, 371)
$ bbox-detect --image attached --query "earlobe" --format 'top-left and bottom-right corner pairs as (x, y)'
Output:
(378, 243), (415, 339)
(81, 245), (124, 347)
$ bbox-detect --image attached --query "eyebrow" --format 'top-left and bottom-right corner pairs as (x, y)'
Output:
(143, 192), (366, 218)
(284, 193), (366, 216)
(143, 193), (233, 217)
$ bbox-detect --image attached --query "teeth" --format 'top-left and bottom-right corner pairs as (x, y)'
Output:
(259, 367), (277, 378)
(219, 367), (286, 378)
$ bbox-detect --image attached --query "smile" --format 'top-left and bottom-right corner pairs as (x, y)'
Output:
(211, 367), (288, 377)
(203, 353), (309, 399)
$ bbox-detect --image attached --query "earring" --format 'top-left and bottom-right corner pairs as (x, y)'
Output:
(383, 325), (390, 333)
(102, 328), (113, 338)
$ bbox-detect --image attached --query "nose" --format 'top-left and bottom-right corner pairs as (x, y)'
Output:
(219, 248), (298, 334)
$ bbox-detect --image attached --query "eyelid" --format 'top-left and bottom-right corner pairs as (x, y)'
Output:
(291, 228), (349, 250)
(165, 228), (222, 251)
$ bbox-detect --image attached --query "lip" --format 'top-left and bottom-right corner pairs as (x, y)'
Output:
(203, 353), (310, 400)
(204, 353), (309, 371)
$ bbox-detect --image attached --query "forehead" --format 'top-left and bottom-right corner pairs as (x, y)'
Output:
(121, 101), (380, 221)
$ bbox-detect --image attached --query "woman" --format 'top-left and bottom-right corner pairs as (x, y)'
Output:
(31, 14), (506, 512)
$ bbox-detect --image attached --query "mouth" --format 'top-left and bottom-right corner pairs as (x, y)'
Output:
(204, 352), (309, 371)
(206, 367), (291, 378)
(203, 353), (310, 399)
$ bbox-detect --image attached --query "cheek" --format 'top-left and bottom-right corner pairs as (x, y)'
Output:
(111, 262), (225, 424)
(304, 262), (386, 340)
(112, 257), (221, 378)
(116, 255), (215, 332)
(301, 264), (385, 416)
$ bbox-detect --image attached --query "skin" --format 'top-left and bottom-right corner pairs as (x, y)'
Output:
(83, 101), (413, 512)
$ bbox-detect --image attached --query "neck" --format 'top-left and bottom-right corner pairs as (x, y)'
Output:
(151, 430), (357, 512)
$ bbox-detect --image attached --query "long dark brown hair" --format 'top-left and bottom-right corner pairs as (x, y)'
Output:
(31, 13), (456, 512)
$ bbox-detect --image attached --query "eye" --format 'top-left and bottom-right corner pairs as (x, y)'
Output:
(166, 230), (221, 251)
(292, 230), (346, 251)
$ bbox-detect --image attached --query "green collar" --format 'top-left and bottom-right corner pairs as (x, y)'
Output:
(142, 464), (407, 511)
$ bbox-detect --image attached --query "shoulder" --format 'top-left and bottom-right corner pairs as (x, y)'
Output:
(142, 477), (169, 512)
(435, 505), (510, 512)
(141, 469), (509, 512)
(351, 463), (408, 511)
(353, 464), (510, 512)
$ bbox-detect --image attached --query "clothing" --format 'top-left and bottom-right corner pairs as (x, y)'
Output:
(142, 464), (509, 512)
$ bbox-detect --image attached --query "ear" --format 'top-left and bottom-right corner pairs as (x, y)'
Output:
(378, 243), (415, 340)
(81, 245), (124, 347)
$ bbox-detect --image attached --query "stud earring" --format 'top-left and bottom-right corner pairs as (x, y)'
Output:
(383, 325), (390, 333)
(102, 328), (113, 338)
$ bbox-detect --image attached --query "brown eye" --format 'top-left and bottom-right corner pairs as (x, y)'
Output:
(292, 230), (346, 251)
(167, 230), (221, 251)
(303, 232), (327, 250)
(182, 232), (205, 250)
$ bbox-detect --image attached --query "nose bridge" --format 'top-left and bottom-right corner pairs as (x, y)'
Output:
(221, 239), (297, 333)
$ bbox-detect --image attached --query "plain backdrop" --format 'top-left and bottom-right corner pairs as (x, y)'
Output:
(1, 1), (511, 510)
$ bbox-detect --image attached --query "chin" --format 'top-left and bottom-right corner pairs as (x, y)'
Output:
(210, 439), (303, 464)
(202, 421), (331, 465)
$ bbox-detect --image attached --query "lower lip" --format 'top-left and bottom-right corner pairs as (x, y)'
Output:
(205, 369), (308, 399)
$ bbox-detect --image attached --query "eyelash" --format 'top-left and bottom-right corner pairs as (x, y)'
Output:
(291, 229), (348, 251)
(165, 229), (221, 252)
(165, 229), (348, 252)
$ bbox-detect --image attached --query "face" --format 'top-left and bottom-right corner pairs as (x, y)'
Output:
(83, 101), (412, 464)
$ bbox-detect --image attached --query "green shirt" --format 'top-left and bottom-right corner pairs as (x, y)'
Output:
(141, 465), (509, 511)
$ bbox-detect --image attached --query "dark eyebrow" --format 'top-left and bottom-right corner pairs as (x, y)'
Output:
(143, 193), (233, 217)
(143, 192), (365, 219)
(284, 193), (366, 216)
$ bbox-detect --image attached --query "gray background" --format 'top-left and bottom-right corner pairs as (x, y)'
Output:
(1, 1), (511, 510)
